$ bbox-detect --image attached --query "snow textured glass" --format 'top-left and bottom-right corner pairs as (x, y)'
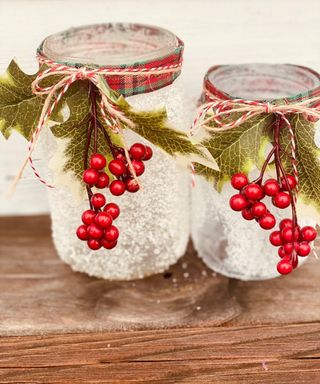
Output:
(192, 64), (320, 280)
(39, 23), (189, 280)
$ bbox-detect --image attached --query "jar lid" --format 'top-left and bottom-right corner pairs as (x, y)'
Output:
(204, 64), (320, 103)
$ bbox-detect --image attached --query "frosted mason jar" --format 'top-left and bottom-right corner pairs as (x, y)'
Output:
(39, 23), (189, 280)
(192, 64), (320, 280)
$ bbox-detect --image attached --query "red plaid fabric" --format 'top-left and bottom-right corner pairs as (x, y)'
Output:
(38, 24), (184, 97)
(203, 64), (320, 103)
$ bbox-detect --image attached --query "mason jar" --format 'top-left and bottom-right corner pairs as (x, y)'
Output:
(38, 23), (189, 280)
(192, 63), (320, 280)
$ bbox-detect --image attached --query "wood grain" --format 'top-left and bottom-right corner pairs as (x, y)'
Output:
(1, 216), (320, 383)
(0, 324), (319, 383)
(0, 216), (240, 335)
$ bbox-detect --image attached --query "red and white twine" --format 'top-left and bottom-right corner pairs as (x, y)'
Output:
(10, 53), (182, 192)
(190, 93), (320, 189)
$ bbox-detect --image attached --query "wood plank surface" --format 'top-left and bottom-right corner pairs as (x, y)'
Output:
(0, 324), (319, 383)
(1, 216), (320, 383)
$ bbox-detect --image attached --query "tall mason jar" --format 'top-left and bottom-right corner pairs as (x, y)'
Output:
(39, 23), (189, 280)
(192, 64), (320, 280)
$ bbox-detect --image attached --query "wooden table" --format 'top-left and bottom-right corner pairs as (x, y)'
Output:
(0, 216), (319, 383)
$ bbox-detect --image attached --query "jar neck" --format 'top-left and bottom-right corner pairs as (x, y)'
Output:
(203, 64), (320, 103)
(38, 23), (183, 97)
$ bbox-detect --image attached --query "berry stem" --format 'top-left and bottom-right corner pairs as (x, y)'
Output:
(83, 105), (94, 210)
(254, 145), (276, 185)
(89, 83), (99, 153)
(96, 119), (118, 158)
(273, 115), (298, 264)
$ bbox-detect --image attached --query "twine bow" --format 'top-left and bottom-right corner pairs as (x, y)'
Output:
(191, 92), (320, 188)
(9, 54), (182, 193)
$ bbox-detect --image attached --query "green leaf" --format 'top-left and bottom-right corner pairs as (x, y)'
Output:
(0, 60), (64, 140)
(96, 75), (217, 169)
(280, 115), (320, 220)
(51, 82), (122, 181)
(195, 114), (274, 189)
(114, 94), (217, 169)
(0, 60), (46, 139)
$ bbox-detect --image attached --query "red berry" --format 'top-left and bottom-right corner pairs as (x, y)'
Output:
(259, 214), (276, 230)
(101, 239), (117, 249)
(291, 256), (299, 269)
(103, 203), (120, 219)
(110, 180), (126, 196)
(91, 193), (106, 208)
(283, 242), (299, 254)
(83, 168), (99, 185)
(281, 227), (300, 242)
(115, 151), (126, 162)
(95, 172), (109, 189)
(129, 143), (146, 160)
(263, 179), (280, 197)
(87, 223), (104, 239)
(108, 159), (126, 177)
(81, 209), (96, 225)
(229, 194), (248, 211)
(143, 146), (153, 161)
(242, 208), (254, 220)
(126, 178), (140, 193)
(298, 241), (311, 256)
(278, 246), (287, 258)
(281, 175), (297, 191)
(95, 212), (113, 229)
(244, 183), (264, 200)
(231, 173), (248, 190)
(87, 239), (101, 250)
(251, 202), (267, 218)
(301, 226), (317, 242)
(130, 160), (145, 176)
(76, 225), (88, 241)
(269, 231), (283, 246)
(104, 225), (119, 242)
(90, 153), (106, 170)
(279, 218), (293, 230)
(272, 192), (291, 209)
(277, 259), (293, 275)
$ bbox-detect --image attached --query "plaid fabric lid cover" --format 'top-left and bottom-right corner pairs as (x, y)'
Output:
(38, 23), (184, 97)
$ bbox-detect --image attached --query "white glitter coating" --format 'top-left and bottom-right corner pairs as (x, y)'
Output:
(191, 65), (320, 281)
(44, 78), (190, 280)
(191, 173), (313, 281)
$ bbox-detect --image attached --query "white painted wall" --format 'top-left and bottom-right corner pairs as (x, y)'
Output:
(1, 0), (320, 215)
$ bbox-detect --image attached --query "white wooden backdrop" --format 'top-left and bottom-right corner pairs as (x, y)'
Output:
(1, 0), (320, 215)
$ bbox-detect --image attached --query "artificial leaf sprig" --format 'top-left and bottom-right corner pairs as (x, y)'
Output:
(0, 60), (217, 198)
(192, 90), (320, 275)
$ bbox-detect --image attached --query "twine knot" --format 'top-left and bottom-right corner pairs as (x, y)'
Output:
(10, 53), (181, 193)
(265, 102), (273, 113)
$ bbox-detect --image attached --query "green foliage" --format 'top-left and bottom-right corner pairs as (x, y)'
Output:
(280, 115), (320, 216)
(0, 63), (214, 187)
(195, 114), (274, 190)
(0, 60), (45, 139)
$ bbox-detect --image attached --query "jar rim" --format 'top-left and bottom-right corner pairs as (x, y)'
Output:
(39, 22), (182, 67)
(204, 64), (320, 103)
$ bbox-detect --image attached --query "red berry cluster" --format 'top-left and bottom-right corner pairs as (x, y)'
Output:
(76, 202), (120, 251)
(77, 152), (121, 251)
(270, 220), (316, 275)
(229, 173), (317, 275)
(78, 85), (153, 251)
(107, 143), (153, 195)
(77, 143), (153, 251)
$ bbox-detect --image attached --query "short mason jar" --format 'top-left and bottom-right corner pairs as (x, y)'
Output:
(192, 64), (320, 280)
(39, 23), (189, 280)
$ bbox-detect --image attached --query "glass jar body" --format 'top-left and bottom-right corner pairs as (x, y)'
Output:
(39, 24), (189, 280)
(192, 64), (320, 280)
(47, 78), (189, 280)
